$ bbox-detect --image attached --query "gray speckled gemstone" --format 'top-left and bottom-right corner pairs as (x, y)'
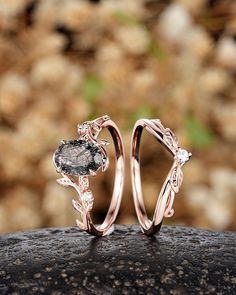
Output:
(54, 140), (103, 176)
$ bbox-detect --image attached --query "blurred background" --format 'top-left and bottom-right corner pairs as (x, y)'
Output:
(0, 0), (235, 233)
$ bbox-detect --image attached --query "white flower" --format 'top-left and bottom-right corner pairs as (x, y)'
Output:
(30, 55), (82, 96)
(115, 26), (149, 55)
(0, 0), (29, 17)
(216, 37), (236, 68)
(186, 185), (210, 209)
(199, 67), (230, 94)
(0, 73), (30, 115)
(182, 26), (213, 59)
(213, 104), (236, 140)
(97, 42), (124, 63)
(158, 4), (192, 43)
(207, 200), (232, 230)
(60, 0), (94, 30)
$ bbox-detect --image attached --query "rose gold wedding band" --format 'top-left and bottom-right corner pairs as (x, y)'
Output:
(131, 119), (191, 235)
(53, 115), (125, 236)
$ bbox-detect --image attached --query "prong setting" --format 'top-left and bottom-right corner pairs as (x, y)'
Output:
(175, 148), (191, 165)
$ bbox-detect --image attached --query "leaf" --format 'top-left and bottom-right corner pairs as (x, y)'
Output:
(164, 128), (178, 150)
(76, 219), (87, 230)
(81, 74), (104, 103)
(148, 39), (166, 60)
(135, 105), (152, 118)
(113, 10), (141, 26)
(72, 199), (83, 214)
(170, 166), (183, 193)
(57, 178), (72, 187)
(128, 105), (153, 129)
(97, 139), (109, 146)
(185, 116), (215, 149)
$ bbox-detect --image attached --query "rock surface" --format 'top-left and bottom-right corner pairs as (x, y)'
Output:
(0, 225), (235, 295)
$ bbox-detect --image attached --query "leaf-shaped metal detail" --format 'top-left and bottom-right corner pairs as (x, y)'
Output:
(165, 208), (174, 218)
(56, 177), (73, 187)
(97, 139), (109, 146)
(164, 128), (178, 151)
(164, 190), (175, 218)
(170, 165), (183, 193)
(56, 175), (93, 231)
(99, 146), (109, 172)
(54, 116), (111, 234)
(76, 219), (87, 230)
(72, 199), (83, 214)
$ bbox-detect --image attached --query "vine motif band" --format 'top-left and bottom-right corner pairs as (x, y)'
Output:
(131, 119), (191, 235)
(53, 115), (124, 236)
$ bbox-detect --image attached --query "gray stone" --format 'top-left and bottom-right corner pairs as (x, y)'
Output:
(0, 225), (235, 294)
(54, 140), (103, 176)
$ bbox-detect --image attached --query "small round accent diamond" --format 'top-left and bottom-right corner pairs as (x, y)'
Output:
(176, 148), (190, 164)
(77, 123), (89, 136)
(79, 123), (89, 132)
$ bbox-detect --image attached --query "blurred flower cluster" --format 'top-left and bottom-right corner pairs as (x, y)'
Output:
(0, 0), (235, 233)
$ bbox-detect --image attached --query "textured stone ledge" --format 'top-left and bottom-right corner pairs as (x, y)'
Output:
(0, 225), (235, 295)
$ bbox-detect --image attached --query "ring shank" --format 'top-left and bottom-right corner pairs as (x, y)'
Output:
(131, 119), (172, 235)
(86, 119), (125, 236)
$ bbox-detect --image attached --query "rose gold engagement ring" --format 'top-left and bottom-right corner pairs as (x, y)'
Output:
(131, 119), (191, 235)
(53, 115), (125, 236)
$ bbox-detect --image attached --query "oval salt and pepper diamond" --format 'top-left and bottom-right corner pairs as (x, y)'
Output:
(54, 140), (103, 176)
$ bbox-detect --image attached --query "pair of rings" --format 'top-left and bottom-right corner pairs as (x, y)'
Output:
(53, 115), (191, 236)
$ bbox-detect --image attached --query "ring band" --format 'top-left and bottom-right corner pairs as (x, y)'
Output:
(53, 115), (125, 236)
(131, 119), (191, 235)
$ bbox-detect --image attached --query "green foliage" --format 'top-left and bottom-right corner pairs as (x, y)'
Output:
(113, 10), (141, 26)
(81, 74), (104, 103)
(185, 116), (215, 149)
(148, 39), (166, 60)
(133, 104), (152, 120)
(128, 104), (153, 129)
(115, 11), (164, 61)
